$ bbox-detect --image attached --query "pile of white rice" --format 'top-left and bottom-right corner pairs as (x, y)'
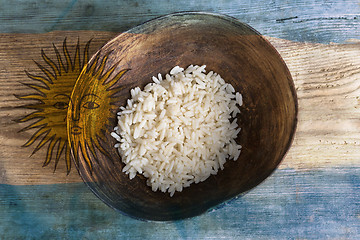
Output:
(111, 65), (243, 197)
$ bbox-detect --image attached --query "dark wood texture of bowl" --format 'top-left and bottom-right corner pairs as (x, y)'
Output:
(67, 12), (298, 221)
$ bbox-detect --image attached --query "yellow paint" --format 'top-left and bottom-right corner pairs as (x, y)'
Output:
(15, 38), (91, 174)
(67, 52), (128, 171)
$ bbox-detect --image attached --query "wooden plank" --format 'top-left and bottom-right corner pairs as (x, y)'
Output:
(0, 0), (359, 43)
(0, 168), (359, 239)
(0, 31), (117, 185)
(0, 2), (358, 238)
(1, 32), (360, 185)
(266, 37), (360, 169)
(1, 31), (360, 185)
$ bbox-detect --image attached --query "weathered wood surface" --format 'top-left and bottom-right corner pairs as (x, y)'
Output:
(1, 0), (360, 238)
(1, 168), (359, 239)
(0, 32), (117, 185)
(0, 32), (359, 185)
(270, 37), (360, 169)
(1, 0), (359, 44)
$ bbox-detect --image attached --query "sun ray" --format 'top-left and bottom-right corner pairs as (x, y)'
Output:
(73, 39), (80, 72)
(20, 82), (49, 96)
(93, 135), (113, 161)
(98, 62), (127, 90)
(85, 140), (101, 167)
(71, 140), (79, 167)
(81, 140), (93, 172)
(87, 52), (101, 75)
(43, 135), (58, 167)
(24, 71), (50, 88)
(15, 94), (45, 102)
(104, 69), (129, 89)
(18, 118), (46, 132)
(93, 54), (109, 79)
(83, 39), (92, 69)
(63, 38), (72, 73)
(31, 130), (52, 155)
(23, 126), (48, 147)
(15, 111), (43, 123)
(41, 49), (60, 78)
(99, 63), (118, 83)
(86, 138), (98, 160)
(54, 137), (66, 170)
(65, 144), (71, 174)
(34, 61), (54, 84)
(72, 138), (93, 172)
(53, 43), (66, 75)
(17, 37), (93, 173)
(18, 104), (45, 111)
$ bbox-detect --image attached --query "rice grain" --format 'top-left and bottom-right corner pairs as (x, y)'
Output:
(112, 65), (243, 197)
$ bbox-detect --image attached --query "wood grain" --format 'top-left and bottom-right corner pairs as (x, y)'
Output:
(0, 1), (358, 238)
(1, 0), (359, 44)
(267, 37), (360, 169)
(0, 31), (359, 186)
(1, 168), (359, 239)
(0, 31), (118, 185)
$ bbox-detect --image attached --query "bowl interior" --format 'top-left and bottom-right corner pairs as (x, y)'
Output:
(67, 12), (297, 221)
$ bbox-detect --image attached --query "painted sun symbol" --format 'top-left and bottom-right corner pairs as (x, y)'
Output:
(67, 52), (129, 171)
(15, 38), (91, 174)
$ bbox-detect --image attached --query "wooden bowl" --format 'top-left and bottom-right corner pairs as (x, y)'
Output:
(67, 12), (297, 221)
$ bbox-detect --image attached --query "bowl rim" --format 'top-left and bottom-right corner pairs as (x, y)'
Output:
(67, 11), (299, 221)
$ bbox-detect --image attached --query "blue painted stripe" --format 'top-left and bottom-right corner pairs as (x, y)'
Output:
(0, 0), (359, 44)
(1, 167), (359, 239)
(49, 0), (78, 31)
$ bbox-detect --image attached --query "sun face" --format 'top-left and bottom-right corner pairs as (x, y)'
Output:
(16, 38), (91, 174)
(68, 52), (129, 171)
